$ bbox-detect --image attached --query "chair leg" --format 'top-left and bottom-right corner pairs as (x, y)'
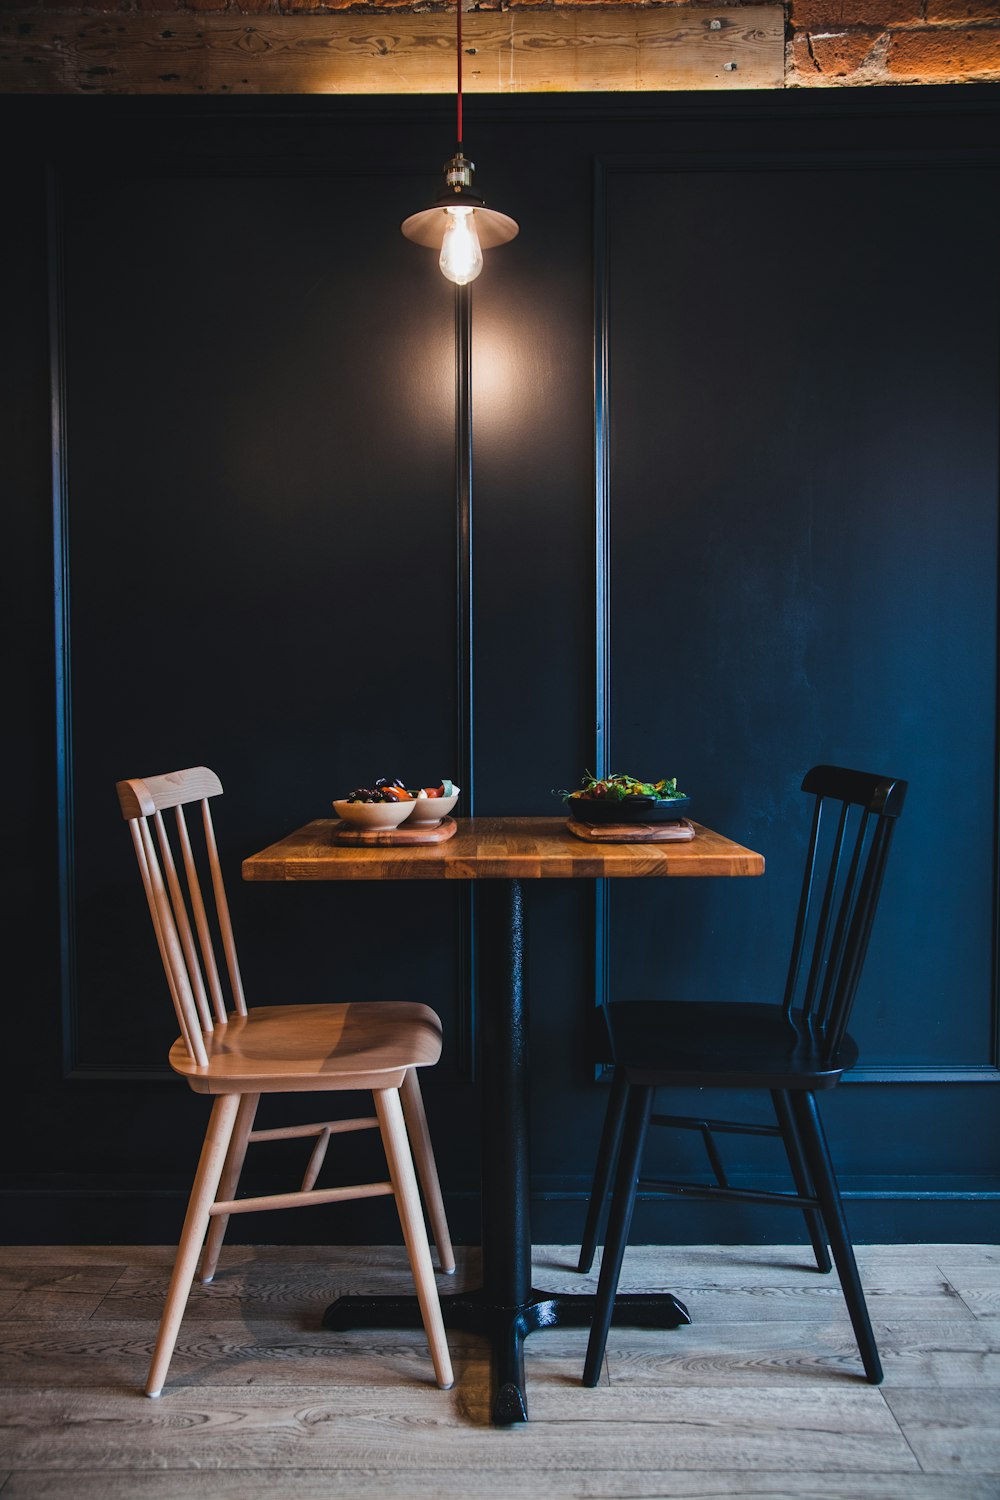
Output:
(578, 1068), (628, 1274)
(199, 1092), (260, 1284)
(582, 1082), (654, 1388)
(374, 1087), (454, 1391)
(771, 1089), (832, 1275)
(147, 1092), (241, 1398)
(401, 1068), (456, 1275)
(790, 1090), (883, 1385)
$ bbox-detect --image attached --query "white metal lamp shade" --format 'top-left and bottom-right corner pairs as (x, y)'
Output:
(401, 197), (520, 251)
(402, 164), (518, 284)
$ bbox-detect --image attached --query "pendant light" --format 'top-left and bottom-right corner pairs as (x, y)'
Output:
(401, 0), (518, 283)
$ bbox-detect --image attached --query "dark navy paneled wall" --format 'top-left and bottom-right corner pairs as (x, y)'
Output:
(604, 159), (999, 1074)
(2, 88), (999, 1244)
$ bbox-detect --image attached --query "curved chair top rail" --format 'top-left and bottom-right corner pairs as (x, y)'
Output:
(801, 764), (908, 819)
(117, 767), (224, 821)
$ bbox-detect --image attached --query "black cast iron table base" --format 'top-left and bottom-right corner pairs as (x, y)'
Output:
(323, 1286), (691, 1424)
(320, 878), (691, 1424)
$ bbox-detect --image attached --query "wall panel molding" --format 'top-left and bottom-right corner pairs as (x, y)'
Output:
(48, 153), (475, 1083)
(592, 145), (1000, 1090)
(48, 166), (80, 1080)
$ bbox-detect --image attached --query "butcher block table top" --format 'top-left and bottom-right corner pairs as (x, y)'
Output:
(242, 815), (765, 883)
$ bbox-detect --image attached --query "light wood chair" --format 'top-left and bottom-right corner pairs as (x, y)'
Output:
(116, 765), (455, 1397)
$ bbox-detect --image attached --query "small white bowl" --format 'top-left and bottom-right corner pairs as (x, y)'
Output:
(406, 788), (460, 827)
(333, 797), (417, 832)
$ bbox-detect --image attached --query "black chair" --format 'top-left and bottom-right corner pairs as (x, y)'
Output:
(578, 764), (907, 1387)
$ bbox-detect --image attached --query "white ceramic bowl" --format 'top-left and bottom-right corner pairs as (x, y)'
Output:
(406, 788), (460, 826)
(333, 797), (417, 832)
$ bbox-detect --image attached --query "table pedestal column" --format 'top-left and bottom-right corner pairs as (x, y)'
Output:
(322, 876), (690, 1425)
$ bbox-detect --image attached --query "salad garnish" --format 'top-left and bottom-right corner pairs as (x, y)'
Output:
(556, 771), (686, 803)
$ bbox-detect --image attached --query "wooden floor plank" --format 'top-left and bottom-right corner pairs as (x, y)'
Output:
(0, 1322), (483, 1392)
(607, 1282), (973, 1324)
(882, 1387), (1000, 1475)
(0, 1245), (328, 1267)
(4, 1314), (994, 1391)
(0, 1266), (124, 1296)
(0, 1291), (124, 1324)
(935, 1264), (1000, 1319)
(0, 1244), (997, 1495)
(89, 1255), (478, 1326)
(0, 1384), (914, 1473)
(535, 1243), (981, 1298)
(602, 1317), (999, 1388)
(1, 1475), (998, 1500)
(974, 1314), (1000, 1343)
(927, 1246), (1000, 1268)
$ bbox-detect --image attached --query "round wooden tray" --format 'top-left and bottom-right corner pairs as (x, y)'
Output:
(330, 815), (458, 846)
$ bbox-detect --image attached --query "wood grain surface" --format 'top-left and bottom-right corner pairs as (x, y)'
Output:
(330, 816), (457, 847)
(0, 8), (784, 97)
(242, 815), (765, 883)
(164, 1001), (443, 1093)
(0, 1242), (997, 1497)
(566, 817), (696, 843)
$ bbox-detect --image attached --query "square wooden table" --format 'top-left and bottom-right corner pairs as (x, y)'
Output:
(244, 815), (764, 1423)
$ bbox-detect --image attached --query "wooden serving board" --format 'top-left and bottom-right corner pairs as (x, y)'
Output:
(330, 816), (457, 846)
(567, 817), (696, 843)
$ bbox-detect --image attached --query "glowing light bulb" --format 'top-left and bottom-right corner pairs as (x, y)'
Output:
(439, 206), (483, 285)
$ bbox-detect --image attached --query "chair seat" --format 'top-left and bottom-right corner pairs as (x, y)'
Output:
(168, 1001), (444, 1095)
(604, 1000), (858, 1091)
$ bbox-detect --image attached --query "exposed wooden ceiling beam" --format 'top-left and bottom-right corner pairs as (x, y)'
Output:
(0, 7), (784, 95)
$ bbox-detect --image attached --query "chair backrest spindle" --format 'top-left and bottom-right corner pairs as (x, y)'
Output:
(153, 809), (214, 1035)
(202, 797), (247, 1017)
(814, 807), (870, 1031)
(174, 803), (229, 1027)
(127, 818), (202, 1063)
(134, 816), (210, 1067)
(785, 765), (907, 1061)
(797, 799), (850, 1022)
(116, 766), (245, 1058)
(827, 815), (898, 1056)
(781, 796), (823, 1020)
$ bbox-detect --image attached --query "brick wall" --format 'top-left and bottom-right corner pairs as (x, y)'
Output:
(788, 0), (1000, 83)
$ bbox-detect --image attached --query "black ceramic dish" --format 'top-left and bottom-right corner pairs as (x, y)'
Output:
(565, 794), (692, 825)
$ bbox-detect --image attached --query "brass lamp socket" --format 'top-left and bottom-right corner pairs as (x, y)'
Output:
(444, 153), (475, 191)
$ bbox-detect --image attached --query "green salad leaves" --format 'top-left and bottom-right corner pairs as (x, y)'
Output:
(559, 771), (685, 803)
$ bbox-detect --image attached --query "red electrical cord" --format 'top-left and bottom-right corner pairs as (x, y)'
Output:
(456, 0), (463, 148)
